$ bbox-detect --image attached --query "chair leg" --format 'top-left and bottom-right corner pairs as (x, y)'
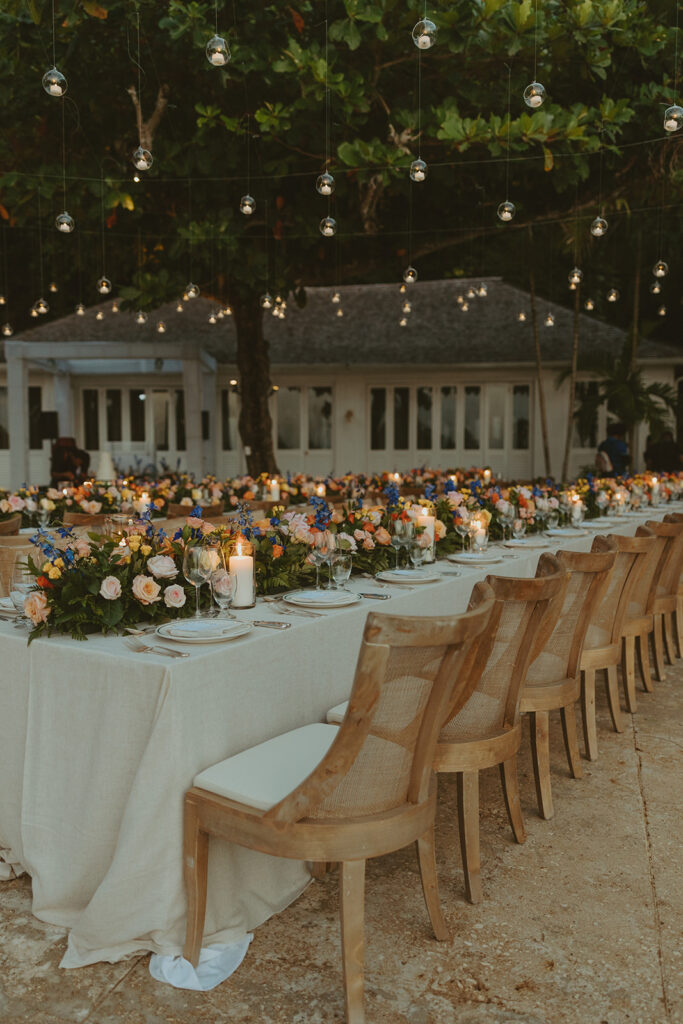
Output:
(416, 826), (450, 941)
(637, 632), (654, 694)
(182, 801), (209, 967)
(312, 862), (329, 881)
(456, 771), (481, 904)
(663, 612), (676, 665)
(529, 710), (553, 820)
(621, 635), (637, 713)
(560, 705), (583, 779)
(581, 668), (598, 761)
(652, 616), (666, 682)
(605, 664), (626, 732)
(675, 598), (683, 658)
(499, 755), (526, 844)
(340, 860), (366, 1024)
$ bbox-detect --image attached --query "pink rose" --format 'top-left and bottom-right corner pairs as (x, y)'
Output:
(362, 537), (375, 550)
(353, 529), (365, 542)
(375, 527), (391, 546)
(73, 538), (91, 559)
(163, 584), (186, 608)
(186, 516), (204, 530)
(8, 495), (25, 511)
(24, 591), (51, 625)
(131, 574), (161, 605)
(146, 555), (178, 580)
(99, 576), (122, 601)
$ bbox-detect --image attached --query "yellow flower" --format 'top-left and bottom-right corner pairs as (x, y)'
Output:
(479, 508), (492, 525)
(140, 543), (152, 556)
(42, 561), (51, 573)
(48, 565), (62, 580)
(128, 535), (141, 552)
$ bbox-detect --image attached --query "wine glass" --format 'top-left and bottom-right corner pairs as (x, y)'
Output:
(331, 553), (353, 590)
(391, 519), (414, 569)
(311, 531), (335, 590)
(10, 562), (36, 629)
(454, 507), (470, 550)
(497, 505), (514, 542)
(211, 567), (236, 618)
(546, 510), (559, 530)
(408, 541), (427, 571)
(511, 518), (526, 541)
(183, 544), (211, 618)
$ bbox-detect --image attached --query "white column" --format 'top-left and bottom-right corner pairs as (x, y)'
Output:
(202, 369), (217, 475)
(7, 351), (29, 488)
(183, 358), (203, 476)
(53, 372), (74, 436)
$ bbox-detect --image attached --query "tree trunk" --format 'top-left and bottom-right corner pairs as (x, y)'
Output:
(561, 286), (581, 485)
(528, 227), (552, 478)
(230, 293), (279, 476)
(628, 229), (642, 471)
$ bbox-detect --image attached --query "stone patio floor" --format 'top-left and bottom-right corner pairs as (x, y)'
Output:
(1, 660), (681, 1024)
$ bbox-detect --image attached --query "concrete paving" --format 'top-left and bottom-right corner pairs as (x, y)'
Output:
(1, 660), (681, 1024)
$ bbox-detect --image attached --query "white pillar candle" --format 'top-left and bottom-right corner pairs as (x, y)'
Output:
(229, 542), (255, 608)
(416, 509), (436, 563)
(316, 484), (326, 497)
(483, 469), (491, 484)
(270, 479), (280, 501)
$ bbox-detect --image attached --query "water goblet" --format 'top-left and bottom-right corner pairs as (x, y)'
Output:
(211, 567), (236, 618)
(408, 541), (427, 570)
(10, 562), (36, 630)
(311, 530), (335, 590)
(331, 553), (353, 590)
(454, 508), (470, 550)
(546, 510), (559, 530)
(391, 519), (414, 569)
(511, 518), (526, 541)
(183, 544), (211, 618)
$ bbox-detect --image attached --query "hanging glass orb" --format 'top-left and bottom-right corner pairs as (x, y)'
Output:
(412, 18), (437, 50)
(544, 312), (555, 327)
(584, 298), (595, 311)
(336, 307), (344, 318)
(132, 146), (153, 171)
(75, 302), (85, 316)
(461, 302), (469, 312)
(30, 305), (39, 318)
(517, 311), (527, 322)
(568, 267), (583, 285)
(217, 309), (225, 319)
(260, 293), (273, 309)
(133, 173), (141, 184)
(111, 300), (120, 313)
(240, 194), (256, 216)
(497, 200), (516, 222)
(409, 158), (427, 183)
(95, 310), (104, 321)
(185, 282), (199, 299)
(590, 215), (608, 237)
(402, 300), (412, 314)
(55, 211), (75, 233)
(223, 305), (233, 316)
(569, 281), (577, 291)
(607, 288), (619, 302)
(652, 259), (669, 278)
(48, 281), (58, 293)
(208, 311), (218, 324)
(331, 291), (341, 304)
(156, 320), (166, 333)
(466, 286), (476, 299)
(0, 294), (5, 305)
(271, 305), (280, 317)
(315, 172), (335, 196)
(456, 295), (464, 305)
(97, 275), (112, 295)
(523, 81), (546, 109)
(478, 283), (488, 297)
(320, 216), (337, 237)
(206, 35), (230, 67)
(399, 317), (408, 327)
(650, 281), (662, 295)
(657, 304), (667, 316)
(1, 323), (13, 337)
(663, 105), (683, 133)
(42, 67), (67, 97)
(36, 297), (49, 315)
(399, 283), (406, 294)
(402, 266), (418, 284)
(135, 310), (148, 324)
(176, 300), (184, 312)
(277, 308), (286, 319)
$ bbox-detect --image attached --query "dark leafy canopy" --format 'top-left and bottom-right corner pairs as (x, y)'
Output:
(0, 0), (680, 331)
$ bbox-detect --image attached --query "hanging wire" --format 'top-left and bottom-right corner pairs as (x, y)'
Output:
(187, 178), (193, 281)
(136, 8), (142, 137)
(51, 0), (57, 68)
(674, 1), (680, 103)
(245, 112), (250, 193)
(100, 174), (107, 276)
(61, 99), (68, 210)
(214, 0), (218, 36)
(504, 63), (512, 199)
(37, 188), (45, 296)
(533, 0), (539, 82)
(597, 122), (605, 216)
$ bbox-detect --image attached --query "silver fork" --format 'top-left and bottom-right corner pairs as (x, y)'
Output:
(124, 636), (189, 659)
(262, 596), (322, 618)
(361, 572), (415, 591)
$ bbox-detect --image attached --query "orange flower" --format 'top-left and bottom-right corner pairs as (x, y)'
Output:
(272, 544), (284, 559)
(365, 522), (376, 533)
(36, 575), (53, 589)
(243, 490), (255, 500)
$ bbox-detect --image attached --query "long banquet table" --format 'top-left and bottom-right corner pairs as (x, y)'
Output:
(0, 513), (664, 969)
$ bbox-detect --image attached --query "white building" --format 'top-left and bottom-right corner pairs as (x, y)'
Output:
(2, 277), (679, 488)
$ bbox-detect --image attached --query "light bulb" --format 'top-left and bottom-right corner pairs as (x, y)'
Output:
(399, 317), (408, 327)
(402, 301), (412, 313)
(185, 282), (199, 299)
(569, 281), (577, 291)
(523, 81), (546, 108)
(277, 308), (285, 319)
(461, 302), (469, 312)
(331, 291), (340, 304)
(320, 216), (337, 237)
(466, 286), (476, 299)
(590, 215), (608, 237)
(315, 172), (335, 196)
(111, 300), (120, 313)
(95, 310), (104, 321)
(517, 311), (527, 322)
(658, 305), (667, 317)
(544, 312), (555, 327)
(42, 67), (67, 97)
(208, 312), (218, 324)
(271, 305), (280, 317)
(663, 105), (683, 133)
(1, 323), (12, 337)
(223, 305), (233, 316)
(135, 310), (148, 324)
(412, 18), (437, 49)
(569, 266), (583, 284)
(176, 301), (184, 312)
(584, 298), (595, 311)
(457, 295), (464, 305)
(132, 147), (153, 171)
(206, 35), (230, 66)
(240, 194), (256, 215)
(55, 211), (75, 233)
(260, 293), (273, 309)
(48, 281), (58, 293)
(0, 294), (5, 305)
(497, 200), (516, 222)
(399, 283), (406, 294)
(30, 305), (39, 318)
(216, 309), (224, 319)
(478, 283), (488, 297)
(650, 281), (662, 295)
(36, 297), (49, 315)
(75, 302), (85, 315)
(156, 320), (166, 332)
(409, 158), (427, 182)
(403, 266), (418, 284)
(336, 307), (343, 317)
(97, 275), (111, 295)
(607, 288), (619, 302)
(652, 259), (669, 278)
(133, 174), (141, 184)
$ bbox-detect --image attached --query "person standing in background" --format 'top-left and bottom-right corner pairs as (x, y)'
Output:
(597, 422), (630, 476)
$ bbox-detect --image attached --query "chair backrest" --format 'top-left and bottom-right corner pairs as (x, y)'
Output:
(62, 510), (108, 527)
(0, 539), (34, 596)
(438, 553), (568, 744)
(526, 546), (616, 685)
(0, 515), (21, 536)
(644, 519), (683, 602)
(585, 534), (652, 648)
(622, 525), (669, 622)
(262, 586), (496, 824)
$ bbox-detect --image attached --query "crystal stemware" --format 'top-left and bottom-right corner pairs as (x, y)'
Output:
(10, 562), (36, 630)
(183, 544), (210, 618)
(408, 541), (427, 570)
(211, 567), (236, 618)
(511, 518), (526, 540)
(311, 530), (335, 590)
(331, 553), (353, 590)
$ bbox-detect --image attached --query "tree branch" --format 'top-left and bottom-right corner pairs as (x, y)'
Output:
(127, 84), (170, 152)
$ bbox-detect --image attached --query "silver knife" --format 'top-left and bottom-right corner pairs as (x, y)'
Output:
(358, 592), (391, 600)
(253, 620), (291, 630)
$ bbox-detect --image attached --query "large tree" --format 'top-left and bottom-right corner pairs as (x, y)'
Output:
(0, 0), (680, 473)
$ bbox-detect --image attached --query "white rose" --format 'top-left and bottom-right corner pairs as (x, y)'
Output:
(131, 574), (161, 605)
(163, 584), (187, 608)
(146, 555), (178, 579)
(99, 576), (122, 601)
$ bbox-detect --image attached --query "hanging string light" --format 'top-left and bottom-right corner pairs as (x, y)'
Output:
(156, 320), (167, 332)
(131, 12), (153, 171)
(240, 114), (255, 215)
(478, 283), (488, 297)
(590, 124), (608, 237)
(185, 180), (199, 297)
(523, 1), (546, 108)
(206, 0), (230, 66)
(259, 199), (273, 308)
(320, 216), (337, 237)
(96, 176), (112, 294)
(75, 303), (85, 316)
(653, 258), (669, 278)
(42, 0), (67, 97)
(650, 280), (662, 295)
(517, 310), (527, 322)
(412, 1), (437, 50)
(35, 191), (48, 314)
(315, 20), (336, 198)
(95, 310), (105, 321)
(111, 300), (120, 313)
(0, 223), (8, 308)
(663, 4), (681, 131)
(497, 65), (516, 222)
(49, 281), (58, 293)
(657, 304), (667, 316)
(544, 312), (555, 327)
(584, 297), (595, 311)
(409, 39), (428, 182)
(568, 267), (583, 286)
(55, 101), (74, 232)
(607, 288), (619, 302)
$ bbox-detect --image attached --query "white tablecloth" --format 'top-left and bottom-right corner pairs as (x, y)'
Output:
(0, 514), (662, 968)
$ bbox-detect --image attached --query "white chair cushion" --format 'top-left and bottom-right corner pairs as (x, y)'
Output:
(193, 723), (339, 811)
(326, 701), (348, 725)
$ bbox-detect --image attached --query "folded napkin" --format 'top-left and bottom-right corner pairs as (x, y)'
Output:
(165, 621), (231, 639)
(149, 936), (252, 991)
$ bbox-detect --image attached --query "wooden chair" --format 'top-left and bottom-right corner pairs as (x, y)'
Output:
(663, 513), (683, 658)
(0, 515), (22, 536)
(167, 501), (224, 519)
(0, 538), (35, 596)
(648, 518), (683, 669)
(580, 534), (654, 760)
(432, 554), (568, 903)
(183, 594), (495, 1024)
(62, 510), (109, 528)
(519, 547), (616, 820)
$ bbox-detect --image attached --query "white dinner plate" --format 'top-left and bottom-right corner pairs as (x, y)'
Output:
(0, 596), (18, 614)
(627, 509), (655, 516)
(544, 527), (587, 538)
(156, 619), (253, 644)
(283, 589), (360, 609)
(376, 569), (442, 584)
(447, 552), (504, 565)
(503, 538), (551, 548)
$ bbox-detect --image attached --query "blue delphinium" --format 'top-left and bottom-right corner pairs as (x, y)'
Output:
(383, 482), (400, 507)
(310, 495), (332, 529)
(424, 483), (436, 501)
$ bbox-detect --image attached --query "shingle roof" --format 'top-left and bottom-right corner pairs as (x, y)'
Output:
(10, 277), (680, 366)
